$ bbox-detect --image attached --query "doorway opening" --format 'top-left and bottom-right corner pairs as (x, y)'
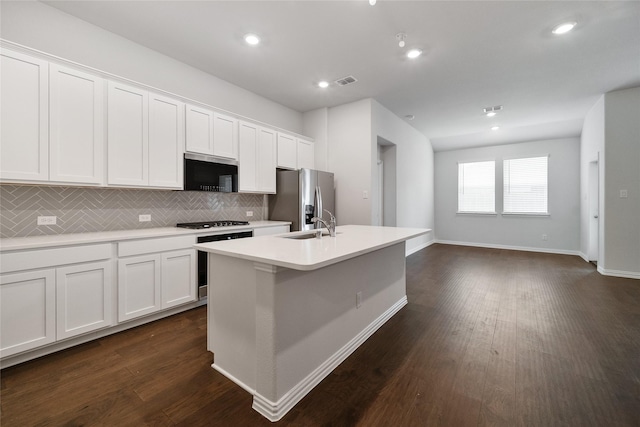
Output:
(377, 138), (397, 227)
(588, 158), (599, 262)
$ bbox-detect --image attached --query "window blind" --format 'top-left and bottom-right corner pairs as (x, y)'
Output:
(503, 156), (548, 214)
(458, 161), (495, 213)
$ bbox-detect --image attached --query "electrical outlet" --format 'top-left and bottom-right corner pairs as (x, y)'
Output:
(620, 189), (628, 198)
(37, 216), (57, 226)
(246, 211), (254, 217)
(542, 234), (548, 241)
(363, 190), (369, 199)
(356, 291), (362, 309)
(139, 214), (151, 222)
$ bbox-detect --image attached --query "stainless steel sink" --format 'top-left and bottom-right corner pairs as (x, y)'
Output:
(281, 231), (341, 240)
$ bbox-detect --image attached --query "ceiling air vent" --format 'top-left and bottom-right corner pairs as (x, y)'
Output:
(335, 75), (358, 86)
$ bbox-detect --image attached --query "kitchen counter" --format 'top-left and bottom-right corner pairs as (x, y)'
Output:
(0, 221), (291, 251)
(199, 225), (429, 421)
(194, 224), (428, 271)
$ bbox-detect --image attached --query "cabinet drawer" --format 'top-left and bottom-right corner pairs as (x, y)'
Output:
(0, 244), (112, 274)
(118, 235), (196, 257)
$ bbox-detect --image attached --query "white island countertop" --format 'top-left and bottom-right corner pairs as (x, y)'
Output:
(194, 225), (430, 271)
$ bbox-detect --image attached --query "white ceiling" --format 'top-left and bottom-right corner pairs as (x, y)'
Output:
(44, 0), (640, 151)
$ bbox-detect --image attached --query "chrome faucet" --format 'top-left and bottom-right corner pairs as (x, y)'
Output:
(311, 209), (337, 238)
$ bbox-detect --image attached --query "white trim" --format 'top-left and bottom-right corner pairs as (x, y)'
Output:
(456, 211), (498, 216)
(251, 296), (408, 422)
(597, 267), (640, 280)
(579, 252), (590, 263)
(212, 363), (256, 395)
(434, 239), (580, 256)
(406, 239), (435, 256)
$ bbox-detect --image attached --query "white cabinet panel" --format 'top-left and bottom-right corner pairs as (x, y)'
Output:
(252, 225), (290, 237)
(49, 64), (104, 184)
(213, 112), (238, 160)
(297, 139), (314, 170)
(56, 260), (113, 340)
(118, 254), (161, 322)
(238, 121), (258, 192)
(276, 132), (297, 170)
(149, 93), (184, 188)
(257, 128), (276, 193)
(107, 82), (149, 186)
(0, 269), (56, 358)
(0, 49), (49, 181)
(161, 249), (196, 309)
(185, 104), (214, 155)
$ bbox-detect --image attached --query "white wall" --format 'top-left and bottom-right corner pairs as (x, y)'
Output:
(372, 100), (434, 252)
(326, 99), (373, 226)
(302, 108), (329, 171)
(0, 1), (302, 133)
(435, 138), (581, 254)
(580, 96), (605, 262)
(602, 86), (640, 276)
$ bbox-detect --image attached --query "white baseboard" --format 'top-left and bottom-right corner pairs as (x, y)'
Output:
(597, 266), (640, 280)
(435, 239), (580, 256)
(579, 252), (590, 263)
(252, 296), (408, 422)
(212, 363), (255, 395)
(406, 239), (435, 256)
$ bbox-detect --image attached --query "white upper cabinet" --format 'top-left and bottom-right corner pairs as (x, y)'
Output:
(0, 49), (49, 182)
(149, 93), (184, 189)
(257, 128), (276, 193)
(107, 81), (149, 186)
(238, 121), (258, 192)
(49, 64), (104, 185)
(276, 132), (297, 170)
(213, 112), (238, 160)
(108, 83), (184, 189)
(297, 138), (315, 170)
(185, 104), (214, 155)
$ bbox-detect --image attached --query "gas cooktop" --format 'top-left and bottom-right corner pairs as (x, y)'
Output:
(176, 220), (250, 229)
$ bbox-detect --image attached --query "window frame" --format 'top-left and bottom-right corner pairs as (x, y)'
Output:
(457, 159), (497, 215)
(502, 155), (550, 216)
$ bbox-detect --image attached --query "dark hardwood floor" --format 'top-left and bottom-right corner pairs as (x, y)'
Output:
(2, 244), (639, 426)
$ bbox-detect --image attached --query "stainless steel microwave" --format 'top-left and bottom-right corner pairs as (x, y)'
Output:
(184, 153), (238, 192)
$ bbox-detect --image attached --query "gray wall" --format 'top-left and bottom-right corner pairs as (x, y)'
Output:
(0, 1), (302, 133)
(603, 87), (640, 275)
(435, 138), (580, 253)
(0, 185), (264, 238)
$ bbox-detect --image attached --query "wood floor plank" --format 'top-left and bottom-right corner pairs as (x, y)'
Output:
(2, 244), (640, 426)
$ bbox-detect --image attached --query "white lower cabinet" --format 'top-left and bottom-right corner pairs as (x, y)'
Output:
(0, 269), (56, 358)
(56, 261), (113, 340)
(118, 254), (162, 322)
(117, 236), (197, 322)
(252, 225), (290, 237)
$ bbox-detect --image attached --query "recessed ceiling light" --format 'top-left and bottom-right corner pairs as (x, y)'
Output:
(318, 81), (329, 89)
(244, 33), (260, 45)
(491, 126), (500, 131)
(552, 22), (576, 35)
(407, 49), (422, 59)
(486, 112), (497, 117)
(369, 0), (377, 5)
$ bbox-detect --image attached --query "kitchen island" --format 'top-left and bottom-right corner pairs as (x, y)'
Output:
(194, 225), (429, 421)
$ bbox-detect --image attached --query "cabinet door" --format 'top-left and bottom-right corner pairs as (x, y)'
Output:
(257, 127), (276, 193)
(213, 112), (238, 160)
(297, 139), (314, 170)
(118, 254), (161, 322)
(0, 49), (49, 181)
(107, 82), (149, 186)
(56, 260), (113, 340)
(252, 225), (290, 237)
(49, 64), (104, 185)
(161, 249), (196, 309)
(238, 121), (258, 192)
(276, 132), (297, 169)
(0, 269), (56, 358)
(185, 104), (214, 155)
(149, 93), (184, 189)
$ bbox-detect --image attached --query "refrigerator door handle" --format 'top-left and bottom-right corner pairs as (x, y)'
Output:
(314, 185), (323, 224)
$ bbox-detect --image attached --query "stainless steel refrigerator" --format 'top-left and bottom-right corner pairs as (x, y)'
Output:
(269, 169), (335, 232)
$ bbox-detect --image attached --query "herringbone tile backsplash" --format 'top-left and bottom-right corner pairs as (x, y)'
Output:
(0, 185), (266, 238)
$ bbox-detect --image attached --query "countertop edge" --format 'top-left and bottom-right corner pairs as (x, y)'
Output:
(0, 221), (292, 252)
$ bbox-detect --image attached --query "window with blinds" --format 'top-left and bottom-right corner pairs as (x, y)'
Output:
(503, 156), (548, 214)
(458, 161), (495, 213)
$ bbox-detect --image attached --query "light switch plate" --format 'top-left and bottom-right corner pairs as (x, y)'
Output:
(246, 211), (254, 217)
(37, 216), (57, 226)
(139, 214), (151, 222)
